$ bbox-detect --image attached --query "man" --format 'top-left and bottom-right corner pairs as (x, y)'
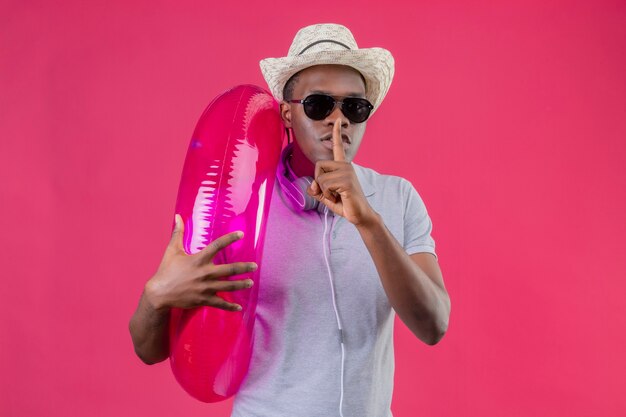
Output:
(130, 23), (450, 417)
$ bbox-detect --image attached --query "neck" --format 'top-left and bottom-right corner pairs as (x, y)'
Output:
(289, 143), (315, 178)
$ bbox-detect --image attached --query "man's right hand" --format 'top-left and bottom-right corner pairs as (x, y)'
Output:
(144, 214), (257, 313)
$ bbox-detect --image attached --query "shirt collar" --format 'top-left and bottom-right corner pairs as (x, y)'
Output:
(352, 162), (376, 197)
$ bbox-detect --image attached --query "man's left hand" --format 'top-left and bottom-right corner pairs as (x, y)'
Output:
(307, 119), (377, 226)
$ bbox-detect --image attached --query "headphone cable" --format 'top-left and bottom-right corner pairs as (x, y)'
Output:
(323, 206), (346, 417)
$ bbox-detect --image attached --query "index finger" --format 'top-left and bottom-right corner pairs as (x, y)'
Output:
(199, 230), (244, 262)
(332, 118), (346, 162)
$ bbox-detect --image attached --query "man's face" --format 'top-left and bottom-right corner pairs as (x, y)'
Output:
(281, 65), (368, 173)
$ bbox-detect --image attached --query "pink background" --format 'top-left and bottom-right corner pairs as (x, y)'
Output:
(1, 1), (625, 416)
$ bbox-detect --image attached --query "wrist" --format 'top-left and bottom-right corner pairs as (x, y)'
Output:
(144, 278), (170, 313)
(354, 209), (383, 230)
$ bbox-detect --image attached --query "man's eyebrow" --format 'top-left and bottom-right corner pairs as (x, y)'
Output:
(309, 89), (366, 98)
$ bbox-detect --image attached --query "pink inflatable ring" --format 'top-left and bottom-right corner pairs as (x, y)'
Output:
(169, 85), (284, 402)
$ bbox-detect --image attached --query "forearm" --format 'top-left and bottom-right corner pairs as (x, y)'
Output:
(356, 213), (450, 345)
(128, 286), (171, 364)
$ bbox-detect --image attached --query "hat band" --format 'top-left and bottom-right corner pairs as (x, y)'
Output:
(297, 40), (351, 55)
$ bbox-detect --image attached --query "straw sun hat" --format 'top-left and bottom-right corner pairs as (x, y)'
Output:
(259, 23), (395, 113)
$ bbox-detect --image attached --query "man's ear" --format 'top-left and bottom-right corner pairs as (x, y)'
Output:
(280, 101), (292, 128)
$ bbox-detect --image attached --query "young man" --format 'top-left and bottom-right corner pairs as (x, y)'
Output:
(130, 23), (450, 417)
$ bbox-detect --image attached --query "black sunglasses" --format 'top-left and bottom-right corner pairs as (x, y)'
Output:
(289, 94), (374, 123)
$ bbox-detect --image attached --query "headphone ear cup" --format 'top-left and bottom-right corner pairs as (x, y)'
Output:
(296, 177), (328, 214)
(277, 142), (326, 213)
(293, 176), (319, 211)
(277, 168), (319, 212)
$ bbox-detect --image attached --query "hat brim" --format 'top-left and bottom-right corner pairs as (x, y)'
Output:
(260, 47), (394, 114)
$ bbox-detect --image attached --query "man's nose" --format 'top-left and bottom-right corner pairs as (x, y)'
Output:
(325, 104), (350, 128)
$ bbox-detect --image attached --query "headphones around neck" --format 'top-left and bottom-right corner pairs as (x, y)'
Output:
(276, 142), (328, 214)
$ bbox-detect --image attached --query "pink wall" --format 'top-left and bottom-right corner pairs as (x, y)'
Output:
(1, 1), (624, 416)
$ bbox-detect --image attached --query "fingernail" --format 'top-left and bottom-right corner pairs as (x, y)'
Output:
(237, 231), (244, 238)
(250, 263), (258, 271)
(246, 279), (254, 287)
(235, 305), (243, 311)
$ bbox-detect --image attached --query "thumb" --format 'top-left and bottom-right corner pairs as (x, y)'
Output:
(169, 213), (184, 250)
(307, 180), (320, 196)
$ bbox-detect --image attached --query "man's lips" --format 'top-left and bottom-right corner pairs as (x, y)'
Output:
(320, 134), (350, 153)
(320, 133), (351, 144)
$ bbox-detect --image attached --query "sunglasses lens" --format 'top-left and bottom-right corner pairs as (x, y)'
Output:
(342, 98), (372, 123)
(303, 95), (336, 120)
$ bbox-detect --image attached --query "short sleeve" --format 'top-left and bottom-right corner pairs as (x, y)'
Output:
(402, 179), (437, 258)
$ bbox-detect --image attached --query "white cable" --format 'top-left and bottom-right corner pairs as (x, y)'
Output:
(323, 206), (345, 417)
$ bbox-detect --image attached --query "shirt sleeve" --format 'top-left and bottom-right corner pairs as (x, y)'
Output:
(402, 179), (437, 258)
